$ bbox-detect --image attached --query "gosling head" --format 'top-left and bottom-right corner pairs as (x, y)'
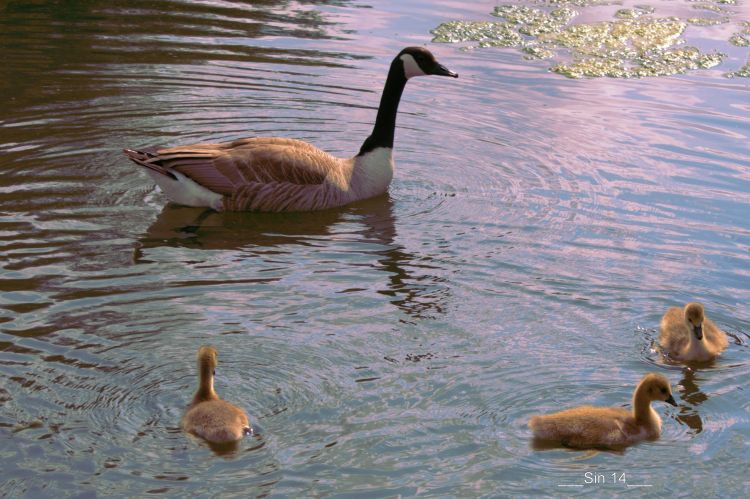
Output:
(642, 373), (678, 406)
(198, 345), (218, 376)
(684, 302), (705, 341)
(397, 46), (458, 80)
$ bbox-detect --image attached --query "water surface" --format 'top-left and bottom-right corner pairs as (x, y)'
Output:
(1, 0), (749, 496)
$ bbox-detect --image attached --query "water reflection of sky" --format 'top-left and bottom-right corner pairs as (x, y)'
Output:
(1, 0), (749, 496)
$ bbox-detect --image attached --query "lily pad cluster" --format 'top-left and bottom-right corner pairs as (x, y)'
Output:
(430, 2), (750, 78)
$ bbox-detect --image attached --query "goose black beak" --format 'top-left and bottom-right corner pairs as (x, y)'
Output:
(665, 395), (678, 406)
(432, 63), (458, 78)
(693, 324), (703, 340)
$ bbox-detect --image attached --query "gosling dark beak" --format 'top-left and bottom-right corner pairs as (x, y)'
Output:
(693, 324), (703, 340)
(665, 395), (678, 406)
(432, 63), (458, 78)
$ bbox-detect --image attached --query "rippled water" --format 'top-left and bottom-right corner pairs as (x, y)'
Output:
(1, 0), (749, 496)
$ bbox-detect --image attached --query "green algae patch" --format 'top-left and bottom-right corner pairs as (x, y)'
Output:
(554, 47), (724, 78)
(522, 45), (556, 59)
(729, 22), (750, 46)
(726, 58), (750, 78)
(550, 18), (686, 55)
(492, 5), (577, 36)
(433, 3), (730, 78)
(615, 6), (655, 20)
(431, 21), (522, 47)
(691, 3), (726, 13)
(687, 17), (729, 26)
(545, 17), (725, 77)
(541, 0), (616, 6)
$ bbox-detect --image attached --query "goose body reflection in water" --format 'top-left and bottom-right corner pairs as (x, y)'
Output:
(135, 196), (450, 320)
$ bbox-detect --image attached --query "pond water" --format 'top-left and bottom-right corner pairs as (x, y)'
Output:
(1, 0), (749, 496)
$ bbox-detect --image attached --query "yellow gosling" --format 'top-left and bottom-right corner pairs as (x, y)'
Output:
(182, 346), (250, 443)
(529, 373), (677, 449)
(660, 302), (728, 362)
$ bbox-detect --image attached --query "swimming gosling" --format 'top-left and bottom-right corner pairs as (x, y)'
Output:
(660, 302), (728, 362)
(528, 373), (677, 449)
(182, 346), (250, 443)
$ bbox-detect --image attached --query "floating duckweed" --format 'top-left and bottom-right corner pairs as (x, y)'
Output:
(691, 4), (725, 13)
(554, 46), (724, 78)
(522, 44), (556, 59)
(687, 17), (728, 26)
(432, 5), (732, 78)
(547, 18), (726, 78)
(493, 5), (548, 25)
(638, 46), (724, 72)
(726, 59), (750, 78)
(553, 57), (631, 78)
(544, 0), (614, 6)
(729, 34), (750, 46)
(431, 21), (522, 46)
(552, 18), (685, 55)
(615, 6), (655, 20)
(728, 21), (750, 46)
(493, 5), (577, 36)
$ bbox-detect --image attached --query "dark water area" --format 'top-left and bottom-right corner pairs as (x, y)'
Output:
(1, 0), (749, 496)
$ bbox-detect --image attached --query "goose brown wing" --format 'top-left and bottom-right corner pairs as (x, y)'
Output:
(153, 137), (334, 195)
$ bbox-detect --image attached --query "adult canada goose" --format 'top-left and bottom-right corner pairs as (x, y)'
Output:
(124, 46), (458, 212)
(528, 373), (677, 449)
(660, 302), (728, 362)
(182, 346), (251, 443)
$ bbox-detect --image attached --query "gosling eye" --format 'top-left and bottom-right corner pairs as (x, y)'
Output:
(660, 388), (667, 394)
(213, 369), (216, 376)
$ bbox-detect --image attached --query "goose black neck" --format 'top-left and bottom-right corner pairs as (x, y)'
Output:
(358, 58), (407, 156)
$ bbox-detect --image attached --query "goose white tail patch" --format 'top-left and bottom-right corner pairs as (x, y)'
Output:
(400, 54), (426, 79)
(146, 169), (223, 210)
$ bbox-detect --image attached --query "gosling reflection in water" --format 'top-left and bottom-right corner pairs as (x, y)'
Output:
(675, 368), (708, 434)
(135, 195), (450, 320)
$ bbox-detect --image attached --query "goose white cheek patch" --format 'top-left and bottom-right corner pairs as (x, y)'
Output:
(400, 54), (426, 79)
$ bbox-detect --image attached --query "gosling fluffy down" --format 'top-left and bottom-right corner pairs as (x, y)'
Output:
(181, 346), (250, 443)
(660, 302), (728, 362)
(528, 373), (677, 449)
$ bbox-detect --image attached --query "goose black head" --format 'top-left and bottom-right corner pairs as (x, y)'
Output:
(397, 46), (458, 79)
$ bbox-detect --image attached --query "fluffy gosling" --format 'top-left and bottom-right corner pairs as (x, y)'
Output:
(182, 346), (250, 443)
(529, 373), (677, 449)
(660, 302), (728, 362)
